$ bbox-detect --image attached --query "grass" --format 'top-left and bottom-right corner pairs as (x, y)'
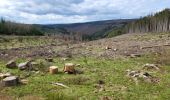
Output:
(0, 55), (169, 100)
(0, 34), (170, 100)
(0, 36), (67, 49)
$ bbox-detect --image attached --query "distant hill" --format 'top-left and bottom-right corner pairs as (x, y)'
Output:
(127, 9), (170, 33)
(41, 19), (134, 39)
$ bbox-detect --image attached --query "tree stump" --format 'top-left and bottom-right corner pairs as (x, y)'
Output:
(2, 76), (19, 87)
(49, 66), (58, 74)
(6, 60), (17, 69)
(0, 73), (11, 79)
(18, 61), (33, 70)
(64, 63), (75, 74)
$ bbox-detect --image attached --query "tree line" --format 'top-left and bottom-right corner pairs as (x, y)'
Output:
(0, 18), (44, 36)
(127, 9), (170, 33)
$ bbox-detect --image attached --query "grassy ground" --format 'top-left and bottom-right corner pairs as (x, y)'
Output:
(0, 54), (169, 100)
(0, 36), (68, 49)
(0, 34), (170, 100)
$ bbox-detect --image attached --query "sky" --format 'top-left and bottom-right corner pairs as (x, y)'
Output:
(0, 0), (170, 24)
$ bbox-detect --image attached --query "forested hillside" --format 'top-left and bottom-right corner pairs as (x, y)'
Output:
(42, 19), (133, 40)
(127, 9), (170, 33)
(0, 19), (44, 36)
(1, 9), (170, 39)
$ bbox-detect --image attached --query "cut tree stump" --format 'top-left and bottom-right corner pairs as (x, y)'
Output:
(0, 73), (11, 79)
(6, 60), (17, 69)
(2, 76), (19, 87)
(18, 61), (32, 70)
(64, 63), (75, 74)
(49, 66), (58, 74)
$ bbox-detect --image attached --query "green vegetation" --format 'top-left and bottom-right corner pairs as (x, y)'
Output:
(0, 18), (44, 36)
(0, 36), (66, 49)
(106, 27), (126, 38)
(0, 54), (169, 100)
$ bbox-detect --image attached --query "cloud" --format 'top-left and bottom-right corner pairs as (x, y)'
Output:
(0, 0), (170, 24)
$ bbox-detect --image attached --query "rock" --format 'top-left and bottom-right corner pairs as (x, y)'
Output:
(18, 61), (32, 70)
(49, 66), (58, 74)
(2, 76), (19, 86)
(6, 60), (17, 69)
(0, 73), (11, 79)
(64, 63), (76, 74)
(143, 63), (159, 70)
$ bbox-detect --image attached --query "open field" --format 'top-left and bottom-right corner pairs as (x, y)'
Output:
(0, 33), (170, 100)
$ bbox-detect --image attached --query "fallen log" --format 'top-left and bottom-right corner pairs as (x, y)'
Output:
(51, 82), (69, 88)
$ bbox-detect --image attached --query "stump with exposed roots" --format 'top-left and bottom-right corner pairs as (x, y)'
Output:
(63, 63), (75, 74)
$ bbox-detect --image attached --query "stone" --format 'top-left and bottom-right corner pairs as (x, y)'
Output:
(49, 66), (58, 74)
(64, 63), (75, 74)
(2, 76), (19, 86)
(6, 60), (17, 69)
